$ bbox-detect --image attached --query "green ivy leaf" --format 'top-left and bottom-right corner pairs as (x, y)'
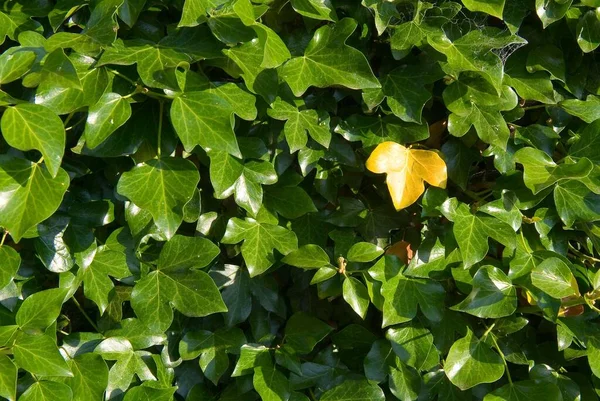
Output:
(386, 323), (439, 371)
(1, 103), (65, 178)
(347, 242), (384, 263)
(577, 10), (600, 53)
(290, 0), (337, 21)
(221, 217), (298, 277)
(441, 198), (516, 268)
(131, 235), (226, 331)
(268, 98), (331, 152)
(483, 380), (562, 401)
(80, 248), (131, 314)
(0, 157), (69, 242)
(0, 354), (17, 401)
(254, 360), (290, 401)
(117, 157), (200, 239)
(320, 380), (385, 401)
(428, 28), (526, 93)
(444, 330), (504, 390)
(369, 63), (443, 124)
(343, 277), (370, 319)
(284, 312), (332, 354)
(381, 270), (445, 327)
(12, 333), (72, 377)
(19, 381), (73, 401)
(461, 0), (505, 18)
(16, 288), (66, 332)
(62, 353), (109, 401)
(0, 246), (20, 289)
(280, 18), (380, 96)
(209, 151), (277, 216)
(530, 257), (578, 299)
(171, 91), (244, 157)
(83, 93), (132, 149)
(452, 266), (517, 318)
(0, 50), (36, 84)
(282, 245), (330, 269)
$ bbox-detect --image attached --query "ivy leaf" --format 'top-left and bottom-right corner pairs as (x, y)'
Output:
(16, 288), (66, 332)
(83, 93), (132, 149)
(441, 198), (516, 268)
(570, 120), (600, 163)
(0, 157), (69, 242)
(428, 28), (526, 92)
(223, 38), (279, 102)
(452, 266), (517, 318)
(34, 48), (84, 115)
(131, 235), (225, 331)
(12, 333), (72, 377)
(386, 323), (439, 371)
(444, 330), (504, 390)
(505, 49), (555, 104)
(282, 245), (330, 269)
(461, 0), (505, 18)
(268, 98), (331, 152)
(514, 148), (594, 194)
(577, 10), (600, 53)
(483, 380), (562, 401)
(381, 271), (445, 327)
(62, 353), (108, 401)
(253, 360), (290, 401)
(1, 103), (66, 178)
(347, 242), (384, 263)
(179, 0), (227, 27)
(559, 95), (600, 123)
(209, 151), (277, 216)
(264, 179), (317, 219)
(530, 257), (578, 299)
(343, 277), (370, 319)
(366, 142), (447, 210)
(80, 248), (131, 314)
(117, 157), (200, 239)
(0, 354), (16, 401)
(536, 0), (572, 28)
(0, 246), (20, 289)
(221, 217), (298, 277)
(320, 380), (385, 401)
(280, 18), (380, 96)
(368, 63), (443, 124)
(336, 115), (430, 147)
(0, 50), (36, 84)
(179, 328), (245, 385)
(284, 312), (332, 354)
(123, 386), (176, 401)
(171, 91), (246, 157)
(553, 179), (600, 226)
(389, 361), (420, 401)
(19, 381), (73, 401)
(290, 0), (337, 21)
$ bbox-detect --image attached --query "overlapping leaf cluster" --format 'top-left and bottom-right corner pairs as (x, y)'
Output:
(1, 0), (600, 400)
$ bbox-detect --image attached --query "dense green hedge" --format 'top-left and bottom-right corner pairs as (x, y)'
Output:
(1, 0), (600, 400)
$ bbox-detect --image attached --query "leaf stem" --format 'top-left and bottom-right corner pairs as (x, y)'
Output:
(36, 156), (44, 164)
(522, 104), (547, 111)
(108, 69), (137, 86)
(568, 243), (600, 263)
(157, 100), (164, 158)
(0, 231), (7, 246)
(71, 297), (100, 333)
(482, 323), (496, 338)
(488, 329), (513, 385)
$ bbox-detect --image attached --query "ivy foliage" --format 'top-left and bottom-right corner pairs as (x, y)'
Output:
(2, 0), (600, 400)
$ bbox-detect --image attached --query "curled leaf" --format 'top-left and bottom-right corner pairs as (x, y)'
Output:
(366, 142), (447, 210)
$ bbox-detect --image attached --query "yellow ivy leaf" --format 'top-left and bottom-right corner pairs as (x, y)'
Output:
(366, 141), (447, 210)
